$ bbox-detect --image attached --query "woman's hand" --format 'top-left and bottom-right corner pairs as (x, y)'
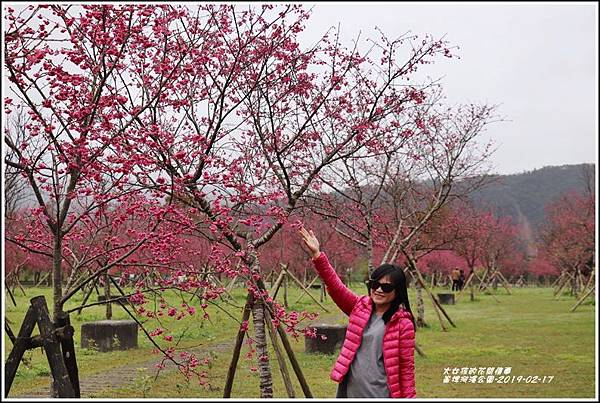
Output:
(299, 226), (321, 259)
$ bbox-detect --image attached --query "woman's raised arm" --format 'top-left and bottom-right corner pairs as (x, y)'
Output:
(299, 227), (359, 315)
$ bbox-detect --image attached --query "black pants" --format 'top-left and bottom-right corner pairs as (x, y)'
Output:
(452, 280), (459, 291)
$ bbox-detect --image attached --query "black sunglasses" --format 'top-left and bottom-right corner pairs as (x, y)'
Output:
(366, 280), (395, 293)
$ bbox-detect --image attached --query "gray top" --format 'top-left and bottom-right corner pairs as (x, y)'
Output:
(336, 311), (390, 398)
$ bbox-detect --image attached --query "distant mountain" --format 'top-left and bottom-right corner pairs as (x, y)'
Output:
(465, 163), (595, 234)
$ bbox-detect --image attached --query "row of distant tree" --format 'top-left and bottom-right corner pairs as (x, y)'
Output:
(6, 183), (594, 285)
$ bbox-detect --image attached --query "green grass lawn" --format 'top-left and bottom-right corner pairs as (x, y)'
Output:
(4, 284), (596, 398)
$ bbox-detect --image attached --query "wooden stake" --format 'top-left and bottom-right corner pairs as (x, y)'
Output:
(582, 272), (595, 295)
(77, 278), (99, 315)
(555, 272), (574, 300)
(477, 268), (490, 291)
(226, 275), (239, 294)
(255, 278), (313, 398)
(570, 286), (595, 312)
(419, 276), (456, 327)
(264, 309), (296, 397)
(55, 312), (80, 397)
(553, 272), (567, 294)
(16, 274), (27, 297)
(30, 296), (76, 397)
(274, 322), (313, 397)
(496, 271), (512, 295)
(6, 284), (17, 307)
(456, 271), (475, 302)
(293, 275), (319, 304)
(415, 343), (426, 358)
(223, 293), (253, 398)
(281, 265), (329, 312)
(35, 272), (51, 287)
(550, 274), (562, 288)
(5, 322), (16, 345)
(283, 269), (289, 309)
(478, 277), (501, 303)
(270, 271), (286, 300)
(4, 306), (37, 396)
(554, 275), (567, 297)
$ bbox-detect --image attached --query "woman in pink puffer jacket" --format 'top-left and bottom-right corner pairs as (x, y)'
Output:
(299, 227), (416, 398)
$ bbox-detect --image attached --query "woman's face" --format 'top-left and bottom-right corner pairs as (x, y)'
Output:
(369, 274), (396, 308)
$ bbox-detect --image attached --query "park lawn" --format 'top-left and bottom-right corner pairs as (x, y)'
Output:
(4, 285), (254, 395)
(4, 284), (346, 396)
(4, 284), (596, 398)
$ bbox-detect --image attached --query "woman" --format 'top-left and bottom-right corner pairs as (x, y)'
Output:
(299, 226), (416, 398)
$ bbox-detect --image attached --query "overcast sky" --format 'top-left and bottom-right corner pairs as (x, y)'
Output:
(297, 2), (598, 175)
(3, 2), (597, 176)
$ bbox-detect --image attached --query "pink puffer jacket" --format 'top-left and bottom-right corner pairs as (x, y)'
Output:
(313, 252), (416, 398)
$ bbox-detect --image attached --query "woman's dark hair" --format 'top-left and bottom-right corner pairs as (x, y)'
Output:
(368, 264), (416, 330)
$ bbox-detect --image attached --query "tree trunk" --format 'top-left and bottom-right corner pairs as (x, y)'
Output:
(415, 281), (426, 327)
(52, 236), (64, 322)
(104, 273), (112, 320)
(251, 298), (273, 398)
(366, 235), (374, 277)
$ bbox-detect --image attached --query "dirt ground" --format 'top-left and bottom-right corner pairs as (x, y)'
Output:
(12, 339), (235, 398)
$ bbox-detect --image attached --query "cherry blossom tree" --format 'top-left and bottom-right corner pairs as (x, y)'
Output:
(4, 4), (224, 389)
(419, 249), (467, 279)
(114, 4), (463, 395)
(306, 93), (499, 330)
(539, 189), (595, 298)
(475, 212), (526, 292)
(444, 200), (529, 300)
(527, 254), (560, 284)
(444, 200), (490, 275)
(259, 211), (360, 285)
